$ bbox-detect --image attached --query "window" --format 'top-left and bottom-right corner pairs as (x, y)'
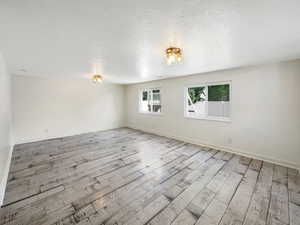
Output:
(140, 88), (162, 114)
(185, 82), (231, 121)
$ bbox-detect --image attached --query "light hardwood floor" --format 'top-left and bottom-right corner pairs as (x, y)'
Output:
(0, 128), (299, 225)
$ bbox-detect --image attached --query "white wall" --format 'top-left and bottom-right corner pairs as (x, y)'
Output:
(0, 53), (13, 206)
(13, 76), (125, 144)
(126, 60), (300, 169)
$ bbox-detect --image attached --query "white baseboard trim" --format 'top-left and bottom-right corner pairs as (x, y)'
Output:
(14, 126), (126, 145)
(1, 125), (298, 207)
(126, 125), (300, 171)
(0, 145), (14, 207)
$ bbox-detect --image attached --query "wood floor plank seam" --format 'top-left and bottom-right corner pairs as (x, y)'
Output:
(0, 128), (297, 225)
(199, 158), (252, 225)
(1, 185), (65, 208)
(73, 147), (209, 214)
(79, 149), (217, 224)
(240, 162), (263, 225)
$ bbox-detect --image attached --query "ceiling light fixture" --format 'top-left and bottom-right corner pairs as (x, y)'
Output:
(166, 47), (183, 65)
(92, 74), (103, 83)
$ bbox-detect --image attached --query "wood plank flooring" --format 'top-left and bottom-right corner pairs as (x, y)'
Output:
(0, 128), (299, 225)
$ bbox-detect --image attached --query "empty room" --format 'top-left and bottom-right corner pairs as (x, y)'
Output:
(0, 1), (299, 225)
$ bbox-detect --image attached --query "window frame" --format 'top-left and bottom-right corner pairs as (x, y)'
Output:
(184, 81), (232, 122)
(139, 87), (163, 115)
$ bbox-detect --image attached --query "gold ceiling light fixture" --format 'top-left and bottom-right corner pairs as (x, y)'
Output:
(92, 74), (103, 83)
(166, 47), (183, 65)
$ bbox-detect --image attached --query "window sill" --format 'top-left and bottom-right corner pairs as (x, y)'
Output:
(184, 115), (231, 123)
(139, 111), (163, 116)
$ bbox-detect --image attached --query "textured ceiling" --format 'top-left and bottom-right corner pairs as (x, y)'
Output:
(0, 0), (300, 83)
